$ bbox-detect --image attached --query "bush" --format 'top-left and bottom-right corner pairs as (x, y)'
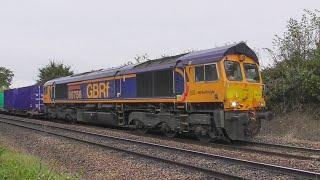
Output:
(262, 9), (320, 112)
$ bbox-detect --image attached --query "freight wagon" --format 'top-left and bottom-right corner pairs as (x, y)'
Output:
(0, 91), (4, 110)
(4, 85), (43, 116)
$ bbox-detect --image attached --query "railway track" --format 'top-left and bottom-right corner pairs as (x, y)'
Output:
(2, 113), (319, 162)
(0, 115), (319, 179)
(234, 140), (320, 161)
(211, 141), (320, 162)
(0, 115), (240, 180)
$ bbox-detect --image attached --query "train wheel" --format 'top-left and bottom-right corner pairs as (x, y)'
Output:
(164, 131), (177, 138)
(195, 126), (213, 143)
(134, 120), (148, 134)
(161, 124), (176, 138)
(196, 134), (212, 143)
(65, 114), (72, 122)
(65, 114), (77, 124)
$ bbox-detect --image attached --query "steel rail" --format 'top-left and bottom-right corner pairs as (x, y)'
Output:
(237, 140), (320, 155)
(211, 142), (320, 161)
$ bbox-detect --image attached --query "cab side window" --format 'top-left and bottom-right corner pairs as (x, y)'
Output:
(205, 64), (218, 81)
(195, 66), (204, 82)
(195, 64), (218, 82)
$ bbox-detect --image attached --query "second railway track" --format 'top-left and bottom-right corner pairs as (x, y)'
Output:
(233, 140), (320, 161)
(210, 140), (320, 162)
(0, 114), (320, 179)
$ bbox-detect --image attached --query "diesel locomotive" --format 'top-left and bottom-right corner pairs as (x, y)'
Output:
(41, 42), (272, 142)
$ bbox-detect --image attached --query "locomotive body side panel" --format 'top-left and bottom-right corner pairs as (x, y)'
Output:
(52, 74), (138, 102)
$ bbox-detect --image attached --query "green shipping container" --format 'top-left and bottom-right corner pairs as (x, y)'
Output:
(0, 92), (3, 109)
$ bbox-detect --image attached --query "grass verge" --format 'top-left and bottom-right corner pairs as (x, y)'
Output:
(0, 144), (78, 180)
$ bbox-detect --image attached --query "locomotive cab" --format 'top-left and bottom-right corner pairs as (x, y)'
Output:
(183, 44), (272, 141)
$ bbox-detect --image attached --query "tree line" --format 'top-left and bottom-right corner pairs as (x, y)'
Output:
(0, 61), (73, 91)
(262, 9), (320, 112)
(1, 9), (319, 113)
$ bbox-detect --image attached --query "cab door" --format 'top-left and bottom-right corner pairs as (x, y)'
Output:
(51, 84), (55, 101)
(114, 71), (121, 98)
(186, 63), (224, 102)
(43, 85), (52, 104)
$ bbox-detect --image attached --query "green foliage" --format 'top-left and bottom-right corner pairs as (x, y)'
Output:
(0, 67), (14, 90)
(37, 61), (74, 84)
(262, 9), (320, 112)
(0, 144), (77, 180)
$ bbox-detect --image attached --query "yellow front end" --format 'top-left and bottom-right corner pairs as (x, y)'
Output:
(222, 55), (266, 111)
(221, 55), (269, 140)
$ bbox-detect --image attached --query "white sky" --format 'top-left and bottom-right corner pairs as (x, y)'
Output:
(0, 0), (319, 88)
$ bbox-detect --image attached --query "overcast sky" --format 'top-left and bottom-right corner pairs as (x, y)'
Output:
(1, 0), (319, 88)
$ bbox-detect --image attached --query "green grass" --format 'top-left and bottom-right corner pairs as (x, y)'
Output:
(0, 144), (78, 180)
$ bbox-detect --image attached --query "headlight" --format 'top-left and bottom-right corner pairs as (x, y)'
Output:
(259, 102), (264, 107)
(231, 101), (238, 108)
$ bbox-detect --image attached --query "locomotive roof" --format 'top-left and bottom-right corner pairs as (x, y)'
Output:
(44, 42), (258, 86)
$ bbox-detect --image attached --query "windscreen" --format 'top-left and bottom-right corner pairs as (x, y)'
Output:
(224, 61), (242, 81)
(244, 63), (260, 83)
